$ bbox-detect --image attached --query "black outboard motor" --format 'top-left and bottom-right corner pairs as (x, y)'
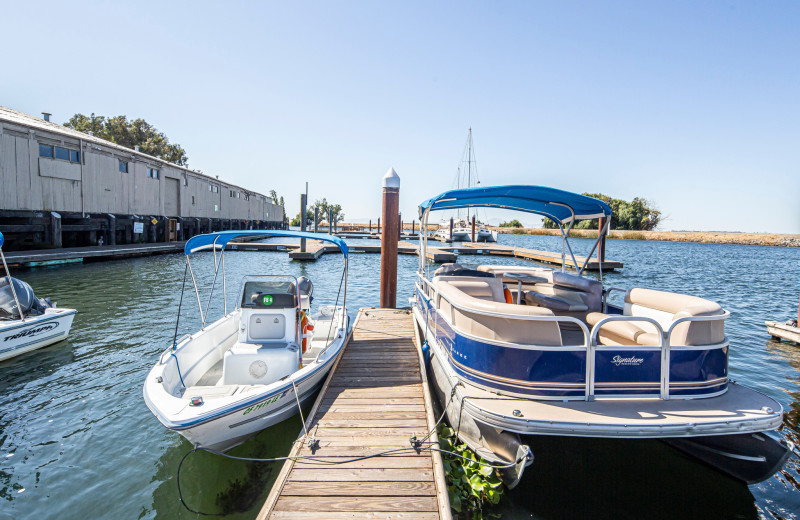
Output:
(293, 276), (314, 304)
(0, 277), (49, 320)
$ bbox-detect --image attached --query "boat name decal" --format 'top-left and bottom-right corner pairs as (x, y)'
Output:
(611, 355), (644, 366)
(3, 322), (59, 342)
(241, 389), (289, 416)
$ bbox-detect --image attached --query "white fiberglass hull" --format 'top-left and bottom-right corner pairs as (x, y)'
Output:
(476, 229), (497, 242)
(144, 310), (348, 452)
(0, 309), (76, 362)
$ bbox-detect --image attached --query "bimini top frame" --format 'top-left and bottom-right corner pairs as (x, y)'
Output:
(0, 231), (25, 323)
(181, 230), (348, 331)
(417, 185), (613, 276)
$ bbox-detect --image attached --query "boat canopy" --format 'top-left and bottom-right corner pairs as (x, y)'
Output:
(184, 230), (349, 257)
(418, 185), (613, 224)
(0, 231), (4, 248)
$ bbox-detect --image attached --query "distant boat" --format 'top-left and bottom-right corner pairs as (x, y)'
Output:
(443, 129), (498, 243)
(0, 231), (76, 362)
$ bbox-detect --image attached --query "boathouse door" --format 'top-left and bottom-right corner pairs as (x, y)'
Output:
(167, 219), (178, 241)
(164, 178), (180, 217)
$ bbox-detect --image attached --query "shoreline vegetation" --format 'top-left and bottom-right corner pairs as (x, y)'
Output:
(338, 223), (800, 248)
(491, 227), (800, 247)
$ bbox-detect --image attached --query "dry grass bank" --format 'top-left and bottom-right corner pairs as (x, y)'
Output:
(491, 228), (800, 247)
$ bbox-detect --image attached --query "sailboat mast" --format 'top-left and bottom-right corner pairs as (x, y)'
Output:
(467, 128), (471, 223)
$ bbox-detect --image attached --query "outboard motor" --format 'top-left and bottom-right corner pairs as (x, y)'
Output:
(0, 277), (49, 319)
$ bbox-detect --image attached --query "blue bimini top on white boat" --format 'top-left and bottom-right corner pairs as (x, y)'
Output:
(418, 185), (613, 224)
(184, 230), (349, 257)
(0, 231), (4, 248)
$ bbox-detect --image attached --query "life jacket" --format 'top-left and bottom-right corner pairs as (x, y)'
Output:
(503, 285), (514, 304)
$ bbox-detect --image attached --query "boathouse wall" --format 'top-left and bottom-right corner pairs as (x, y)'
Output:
(0, 106), (285, 249)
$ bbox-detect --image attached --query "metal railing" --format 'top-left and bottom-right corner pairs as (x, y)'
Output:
(417, 273), (730, 401)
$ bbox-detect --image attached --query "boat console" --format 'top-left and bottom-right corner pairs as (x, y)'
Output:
(221, 278), (307, 386)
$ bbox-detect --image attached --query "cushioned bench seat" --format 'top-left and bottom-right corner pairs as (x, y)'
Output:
(589, 288), (725, 346)
(526, 291), (588, 312)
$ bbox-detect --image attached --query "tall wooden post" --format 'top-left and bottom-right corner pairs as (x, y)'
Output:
(449, 218), (454, 240)
(328, 208), (333, 235)
(380, 168), (400, 308)
(369, 219), (372, 233)
(471, 216), (476, 242)
(314, 207), (319, 233)
(412, 220), (415, 235)
(597, 217), (607, 263)
(399, 213), (403, 236)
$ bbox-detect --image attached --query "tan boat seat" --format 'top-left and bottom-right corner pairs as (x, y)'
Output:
(589, 288), (725, 346)
(435, 279), (562, 346)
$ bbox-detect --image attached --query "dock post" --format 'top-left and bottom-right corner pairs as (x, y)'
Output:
(597, 217), (607, 263)
(377, 217), (381, 233)
(107, 213), (116, 245)
(314, 207), (319, 233)
(369, 219), (372, 233)
(399, 213), (402, 236)
(380, 168), (400, 308)
(300, 192), (307, 252)
(471, 215), (476, 242)
(449, 217), (454, 240)
(328, 208), (333, 235)
(49, 211), (62, 248)
(412, 220), (415, 235)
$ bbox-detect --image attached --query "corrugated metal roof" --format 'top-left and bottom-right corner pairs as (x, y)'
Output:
(0, 105), (272, 199)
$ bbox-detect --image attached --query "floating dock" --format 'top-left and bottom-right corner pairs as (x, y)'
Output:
(3, 241), (185, 268)
(257, 308), (451, 520)
(766, 321), (800, 344)
(231, 239), (621, 270)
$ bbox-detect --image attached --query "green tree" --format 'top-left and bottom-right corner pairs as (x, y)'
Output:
(269, 190), (286, 220)
(64, 113), (188, 166)
(309, 198), (345, 223)
(543, 193), (661, 231)
(499, 219), (523, 228)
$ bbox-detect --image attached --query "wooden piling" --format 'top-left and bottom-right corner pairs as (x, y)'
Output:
(598, 217), (606, 263)
(380, 169), (400, 308)
(471, 216), (476, 242)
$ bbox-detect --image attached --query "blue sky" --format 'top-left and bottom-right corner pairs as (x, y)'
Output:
(3, 1), (798, 232)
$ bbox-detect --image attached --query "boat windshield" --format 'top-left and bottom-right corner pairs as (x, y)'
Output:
(240, 280), (296, 308)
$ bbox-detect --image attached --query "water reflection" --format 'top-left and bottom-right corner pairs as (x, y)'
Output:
(500, 436), (758, 520)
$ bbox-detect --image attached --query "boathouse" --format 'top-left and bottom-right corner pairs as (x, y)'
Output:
(0, 106), (284, 250)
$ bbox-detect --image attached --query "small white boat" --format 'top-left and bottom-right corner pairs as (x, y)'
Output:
(475, 227), (497, 243)
(143, 230), (349, 451)
(0, 231), (76, 362)
(414, 185), (793, 486)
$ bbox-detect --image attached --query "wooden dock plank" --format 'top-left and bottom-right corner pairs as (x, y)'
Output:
(257, 308), (451, 520)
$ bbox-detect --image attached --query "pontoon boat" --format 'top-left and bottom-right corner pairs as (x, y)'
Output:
(0, 231), (76, 362)
(143, 230), (349, 450)
(413, 185), (793, 486)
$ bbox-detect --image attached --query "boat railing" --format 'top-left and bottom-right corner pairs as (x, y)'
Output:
(602, 286), (628, 313)
(418, 273), (731, 401)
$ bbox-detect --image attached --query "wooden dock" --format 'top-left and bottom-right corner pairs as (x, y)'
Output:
(231, 239), (620, 270)
(257, 308), (452, 520)
(3, 241), (185, 267)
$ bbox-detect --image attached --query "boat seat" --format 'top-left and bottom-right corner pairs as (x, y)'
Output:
(588, 288), (725, 346)
(525, 291), (588, 312)
(435, 280), (562, 346)
(432, 276), (505, 303)
(477, 265), (553, 284)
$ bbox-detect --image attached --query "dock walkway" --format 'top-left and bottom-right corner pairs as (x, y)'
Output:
(3, 241), (185, 267)
(257, 308), (451, 520)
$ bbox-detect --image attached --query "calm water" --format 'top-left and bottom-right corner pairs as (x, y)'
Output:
(0, 234), (798, 519)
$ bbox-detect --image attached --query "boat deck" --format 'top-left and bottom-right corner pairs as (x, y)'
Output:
(257, 308), (451, 519)
(458, 379), (784, 438)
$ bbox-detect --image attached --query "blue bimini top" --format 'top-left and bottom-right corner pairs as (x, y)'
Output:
(183, 230), (348, 256)
(418, 185), (613, 224)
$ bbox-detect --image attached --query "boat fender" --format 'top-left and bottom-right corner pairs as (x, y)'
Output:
(503, 285), (513, 304)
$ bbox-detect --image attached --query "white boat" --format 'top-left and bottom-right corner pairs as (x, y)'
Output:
(435, 220), (472, 242)
(143, 230), (349, 451)
(0, 231), (76, 362)
(414, 185), (793, 487)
